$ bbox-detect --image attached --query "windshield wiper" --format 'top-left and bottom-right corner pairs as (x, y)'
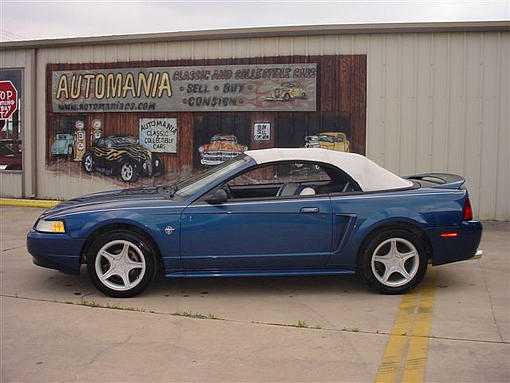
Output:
(157, 184), (176, 199)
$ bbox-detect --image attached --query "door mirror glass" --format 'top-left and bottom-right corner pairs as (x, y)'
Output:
(205, 188), (228, 204)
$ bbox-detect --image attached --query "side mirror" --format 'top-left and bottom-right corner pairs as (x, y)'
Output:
(205, 188), (228, 204)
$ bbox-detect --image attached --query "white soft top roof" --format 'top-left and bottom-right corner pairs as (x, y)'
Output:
(245, 148), (413, 192)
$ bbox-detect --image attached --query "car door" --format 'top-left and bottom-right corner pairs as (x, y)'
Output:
(92, 138), (107, 170)
(180, 162), (334, 271)
(180, 196), (332, 271)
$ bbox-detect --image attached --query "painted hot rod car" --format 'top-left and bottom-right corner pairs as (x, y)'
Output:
(82, 135), (164, 182)
(28, 148), (482, 298)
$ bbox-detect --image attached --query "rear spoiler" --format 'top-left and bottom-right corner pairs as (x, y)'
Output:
(403, 173), (466, 189)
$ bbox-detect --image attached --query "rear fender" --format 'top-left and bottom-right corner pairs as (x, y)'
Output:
(330, 207), (429, 267)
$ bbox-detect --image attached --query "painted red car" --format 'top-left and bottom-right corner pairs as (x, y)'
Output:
(198, 135), (248, 166)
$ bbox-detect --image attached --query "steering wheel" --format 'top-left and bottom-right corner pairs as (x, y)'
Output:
(221, 183), (232, 199)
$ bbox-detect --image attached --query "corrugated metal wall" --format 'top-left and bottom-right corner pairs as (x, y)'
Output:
(2, 30), (508, 220)
(365, 32), (509, 221)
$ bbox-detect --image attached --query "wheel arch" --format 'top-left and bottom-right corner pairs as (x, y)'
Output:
(356, 220), (433, 268)
(80, 222), (164, 270)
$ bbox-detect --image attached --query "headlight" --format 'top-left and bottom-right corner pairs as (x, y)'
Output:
(35, 219), (66, 233)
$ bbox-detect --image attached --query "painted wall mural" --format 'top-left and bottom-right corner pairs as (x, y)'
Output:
(46, 55), (366, 190)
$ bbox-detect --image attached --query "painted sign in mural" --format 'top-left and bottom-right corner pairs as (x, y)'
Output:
(139, 118), (177, 153)
(253, 123), (271, 141)
(51, 63), (317, 113)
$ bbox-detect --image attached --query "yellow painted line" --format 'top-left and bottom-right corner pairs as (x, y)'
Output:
(0, 198), (61, 208)
(375, 269), (436, 383)
(401, 282), (435, 382)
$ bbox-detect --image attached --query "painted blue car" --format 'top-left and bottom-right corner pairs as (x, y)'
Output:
(27, 148), (482, 297)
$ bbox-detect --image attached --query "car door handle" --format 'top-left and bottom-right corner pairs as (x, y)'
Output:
(300, 207), (319, 213)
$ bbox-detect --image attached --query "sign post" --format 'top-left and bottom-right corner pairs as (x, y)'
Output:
(0, 81), (18, 120)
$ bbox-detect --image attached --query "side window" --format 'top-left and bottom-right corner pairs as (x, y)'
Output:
(224, 161), (337, 200)
(228, 162), (330, 187)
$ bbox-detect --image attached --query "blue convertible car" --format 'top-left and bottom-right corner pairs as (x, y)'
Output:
(27, 148), (482, 297)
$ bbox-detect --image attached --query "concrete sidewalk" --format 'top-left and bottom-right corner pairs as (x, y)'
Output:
(1, 206), (509, 382)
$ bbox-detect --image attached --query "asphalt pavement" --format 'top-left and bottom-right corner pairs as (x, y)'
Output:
(1, 206), (509, 382)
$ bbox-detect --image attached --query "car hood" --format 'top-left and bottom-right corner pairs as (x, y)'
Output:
(41, 187), (183, 218)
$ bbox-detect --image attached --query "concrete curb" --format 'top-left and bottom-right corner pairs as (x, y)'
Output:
(0, 198), (61, 208)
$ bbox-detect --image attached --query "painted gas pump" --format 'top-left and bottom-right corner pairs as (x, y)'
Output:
(90, 118), (102, 145)
(73, 120), (86, 161)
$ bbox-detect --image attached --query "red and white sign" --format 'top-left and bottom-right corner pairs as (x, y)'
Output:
(0, 81), (18, 120)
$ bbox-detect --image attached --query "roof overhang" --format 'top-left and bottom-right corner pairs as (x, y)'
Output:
(1, 21), (508, 50)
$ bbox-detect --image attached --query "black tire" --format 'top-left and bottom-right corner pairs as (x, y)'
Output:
(67, 146), (74, 157)
(119, 161), (138, 182)
(82, 152), (94, 173)
(86, 230), (157, 298)
(358, 228), (428, 294)
(153, 155), (165, 177)
(283, 93), (291, 101)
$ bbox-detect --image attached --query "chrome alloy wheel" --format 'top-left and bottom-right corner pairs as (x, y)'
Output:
(120, 163), (134, 181)
(94, 240), (146, 291)
(370, 238), (419, 287)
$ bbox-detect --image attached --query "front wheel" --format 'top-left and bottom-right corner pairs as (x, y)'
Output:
(358, 229), (428, 294)
(119, 161), (138, 182)
(82, 152), (94, 173)
(86, 230), (157, 297)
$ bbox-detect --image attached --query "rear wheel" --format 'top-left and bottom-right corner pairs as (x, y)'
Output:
(86, 230), (157, 297)
(358, 229), (427, 294)
(120, 161), (138, 182)
(153, 155), (165, 177)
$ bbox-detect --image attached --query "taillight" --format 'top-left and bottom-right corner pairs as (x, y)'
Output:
(463, 197), (473, 221)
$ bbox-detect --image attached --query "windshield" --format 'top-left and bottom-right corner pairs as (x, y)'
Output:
(175, 154), (250, 197)
(111, 136), (137, 145)
(319, 136), (334, 143)
(212, 136), (235, 142)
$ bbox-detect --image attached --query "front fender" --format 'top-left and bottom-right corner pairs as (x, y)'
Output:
(65, 209), (182, 270)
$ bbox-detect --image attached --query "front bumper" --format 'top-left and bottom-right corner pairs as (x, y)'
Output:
(27, 229), (84, 275)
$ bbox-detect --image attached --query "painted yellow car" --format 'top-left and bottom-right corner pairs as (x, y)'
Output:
(317, 132), (350, 152)
(266, 83), (307, 102)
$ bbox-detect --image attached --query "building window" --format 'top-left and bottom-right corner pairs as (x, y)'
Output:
(0, 69), (22, 171)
